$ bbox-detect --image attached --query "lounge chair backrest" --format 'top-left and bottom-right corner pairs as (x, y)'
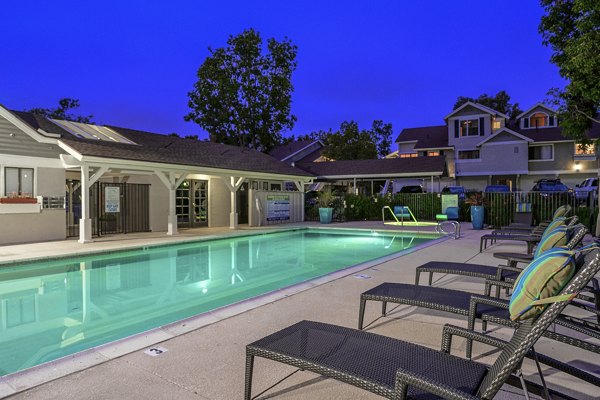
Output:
(393, 206), (411, 217)
(566, 224), (587, 249)
(477, 248), (600, 399)
(552, 204), (572, 219)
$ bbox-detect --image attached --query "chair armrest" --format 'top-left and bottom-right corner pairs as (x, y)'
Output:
(441, 324), (508, 353)
(394, 367), (481, 400)
(484, 279), (514, 296)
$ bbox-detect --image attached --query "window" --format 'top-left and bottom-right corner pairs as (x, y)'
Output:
(270, 183), (281, 191)
(529, 113), (548, 128)
(575, 143), (596, 156)
(5, 167), (34, 197)
(529, 145), (553, 160)
(399, 153), (417, 158)
(427, 151), (440, 156)
(492, 119), (501, 130)
(458, 150), (480, 160)
(459, 119), (479, 136)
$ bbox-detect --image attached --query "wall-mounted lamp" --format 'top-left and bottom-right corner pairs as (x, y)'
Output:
(574, 161), (581, 172)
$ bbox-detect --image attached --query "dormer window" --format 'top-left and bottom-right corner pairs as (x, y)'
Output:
(523, 112), (556, 129)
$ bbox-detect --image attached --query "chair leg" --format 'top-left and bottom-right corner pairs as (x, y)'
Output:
(415, 270), (421, 285)
(358, 297), (366, 330)
(480, 238), (483, 252)
(428, 272), (433, 286)
(244, 353), (254, 400)
(382, 301), (387, 316)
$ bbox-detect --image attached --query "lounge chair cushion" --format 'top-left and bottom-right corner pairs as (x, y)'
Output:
(552, 205), (571, 219)
(542, 217), (566, 236)
(533, 226), (568, 258)
(510, 249), (576, 321)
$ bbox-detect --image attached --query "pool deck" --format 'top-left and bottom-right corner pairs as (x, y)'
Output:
(0, 222), (598, 399)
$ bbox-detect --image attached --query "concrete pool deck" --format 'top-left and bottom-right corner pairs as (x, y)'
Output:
(0, 222), (598, 399)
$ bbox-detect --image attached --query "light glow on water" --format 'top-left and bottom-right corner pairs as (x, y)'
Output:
(0, 228), (437, 375)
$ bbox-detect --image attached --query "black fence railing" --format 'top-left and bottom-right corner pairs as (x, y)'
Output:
(305, 191), (598, 233)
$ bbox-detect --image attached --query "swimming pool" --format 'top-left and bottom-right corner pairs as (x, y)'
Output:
(0, 228), (439, 375)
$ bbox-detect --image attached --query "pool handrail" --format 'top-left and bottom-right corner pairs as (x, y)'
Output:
(436, 220), (461, 239)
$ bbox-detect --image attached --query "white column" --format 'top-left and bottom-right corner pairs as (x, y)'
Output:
(79, 165), (92, 243)
(230, 176), (238, 229)
(167, 180), (177, 236)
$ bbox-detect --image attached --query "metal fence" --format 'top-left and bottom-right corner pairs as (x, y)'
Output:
(305, 191), (598, 233)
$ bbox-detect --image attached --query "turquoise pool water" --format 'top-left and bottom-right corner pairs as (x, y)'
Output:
(0, 228), (438, 375)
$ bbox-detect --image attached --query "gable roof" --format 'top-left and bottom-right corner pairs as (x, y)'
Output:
(57, 124), (313, 178)
(476, 128), (533, 146)
(511, 121), (600, 142)
(444, 101), (509, 120)
(297, 156), (446, 179)
(269, 140), (316, 160)
(516, 103), (556, 119)
(395, 125), (449, 149)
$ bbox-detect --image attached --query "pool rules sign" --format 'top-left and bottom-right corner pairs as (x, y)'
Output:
(266, 194), (290, 221)
(105, 186), (120, 213)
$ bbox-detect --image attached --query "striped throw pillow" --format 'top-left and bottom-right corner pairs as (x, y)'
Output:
(552, 205), (571, 219)
(534, 226), (568, 258)
(509, 249), (576, 321)
(543, 217), (567, 236)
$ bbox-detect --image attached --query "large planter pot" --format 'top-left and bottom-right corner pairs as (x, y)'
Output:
(470, 205), (485, 230)
(319, 207), (333, 224)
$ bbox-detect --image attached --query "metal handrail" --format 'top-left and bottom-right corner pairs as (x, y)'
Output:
(436, 221), (461, 239)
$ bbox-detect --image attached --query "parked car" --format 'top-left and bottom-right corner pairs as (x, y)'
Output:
(441, 186), (465, 200)
(574, 177), (598, 205)
(531, 179), (573, 197)
(398, 185), (424, 194)
(484, 185), (510, 193)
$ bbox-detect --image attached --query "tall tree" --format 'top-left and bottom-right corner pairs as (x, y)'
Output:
(539, 0), (600, 141)
(185, 28), (298, 153)
(320, 120), (393, 160)
(453, 90), (522, 120)
(28, 98), (93, 123)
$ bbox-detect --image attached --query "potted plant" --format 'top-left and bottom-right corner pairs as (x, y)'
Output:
(465, 192), (486, 230)
(317, 188), (335, 224)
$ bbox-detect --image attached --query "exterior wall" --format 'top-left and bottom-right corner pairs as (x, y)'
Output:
(455, 176), (489, 191)
(209, 177), (231, 227)
(0, 209), (65, 245)
(397, 142), (416, 153)
(528, 141), (584, 172)
(0, 115), (62, 158)
(448, 114), (491, 150)
(37, 167), (66, 196)
(456, 141), (528, 176)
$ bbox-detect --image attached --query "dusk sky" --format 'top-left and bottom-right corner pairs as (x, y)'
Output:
(1, 1), (564, 141)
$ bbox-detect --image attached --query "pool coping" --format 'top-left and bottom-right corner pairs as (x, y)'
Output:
(0, 229), (448, 398)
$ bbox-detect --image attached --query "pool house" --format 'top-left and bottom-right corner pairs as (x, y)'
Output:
(0, 105), (312, 246)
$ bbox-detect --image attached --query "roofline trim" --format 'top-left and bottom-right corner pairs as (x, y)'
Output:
(313, 171), (444, 179)
(444, 101), (509, 120)
(0, 106), (57, 144)
(280, 140), (324, 161)
(516, 103), (556, 119)
(476, 128), (533, 146)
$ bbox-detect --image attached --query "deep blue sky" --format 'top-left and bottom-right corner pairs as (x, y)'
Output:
(1, 1), (563, 141)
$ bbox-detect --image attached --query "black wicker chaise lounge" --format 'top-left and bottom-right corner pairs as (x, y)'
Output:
(245, 249), (600, 400)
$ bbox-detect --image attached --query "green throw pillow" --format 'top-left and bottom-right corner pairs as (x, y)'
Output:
(534, 226), (568, 258)
(509, 249), (576, 321)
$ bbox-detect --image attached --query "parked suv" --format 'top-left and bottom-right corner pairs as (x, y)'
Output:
(441, 186), (465, 200)
(398, 185), (424, 194)
(531, 179), (572, 197)
(484, 185), (510, 193)
(574, 177), (598, 205)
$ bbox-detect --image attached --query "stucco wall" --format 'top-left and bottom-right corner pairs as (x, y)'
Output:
(37, 167), (66, 196)
(209, 177), (231, 227)
(397, 142), (416, 153)
(0, 209), (66, 245)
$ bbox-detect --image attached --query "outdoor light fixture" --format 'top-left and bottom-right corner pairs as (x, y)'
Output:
(574, 162), (581, 172)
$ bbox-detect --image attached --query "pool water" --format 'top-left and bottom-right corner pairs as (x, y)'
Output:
(0, 228), (437, 375)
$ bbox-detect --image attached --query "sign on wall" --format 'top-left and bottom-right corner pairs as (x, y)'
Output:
(266, 194), (290, 221)
(105, 186), (120, 213)
(441, 194), (458, 213)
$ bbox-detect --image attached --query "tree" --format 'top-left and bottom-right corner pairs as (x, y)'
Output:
(28, 98), (93, 123)
(185, 28), (298, 153)
(539, 0), (600, 141)
(453, 90), (523, 120)
(320, 120), (393, 160)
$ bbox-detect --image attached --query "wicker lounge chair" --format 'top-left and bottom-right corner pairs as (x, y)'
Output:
(417, 224), (587, 295)
(245, 249), (600, 400)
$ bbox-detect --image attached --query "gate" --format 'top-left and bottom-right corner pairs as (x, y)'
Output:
(66, 181), (150, 237)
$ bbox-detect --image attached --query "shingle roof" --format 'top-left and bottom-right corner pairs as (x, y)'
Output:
(269, 140), (318, 160)
(8, 110), (73, 137)
(297, 156), (446, 178)
(395, 125), (449, 149)
(58, 125), (312, 177)
(512, 122), (600, 142)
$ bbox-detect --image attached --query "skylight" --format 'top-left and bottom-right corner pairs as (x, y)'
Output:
(51, 119), (136, 145)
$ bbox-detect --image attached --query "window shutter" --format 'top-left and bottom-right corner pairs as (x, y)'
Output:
(479, 117), (485, 136)
(523, 118), (529, 128)
(454, 120), (459, 138)
(549, 116), (555, 126)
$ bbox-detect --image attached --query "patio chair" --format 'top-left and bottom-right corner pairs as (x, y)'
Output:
(418, 224), (588, 297)
(245, 248), (600, 400)
(359, 247), (600, 359)
(500, 204), (572, 232)
(479, 216), (575, 253)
